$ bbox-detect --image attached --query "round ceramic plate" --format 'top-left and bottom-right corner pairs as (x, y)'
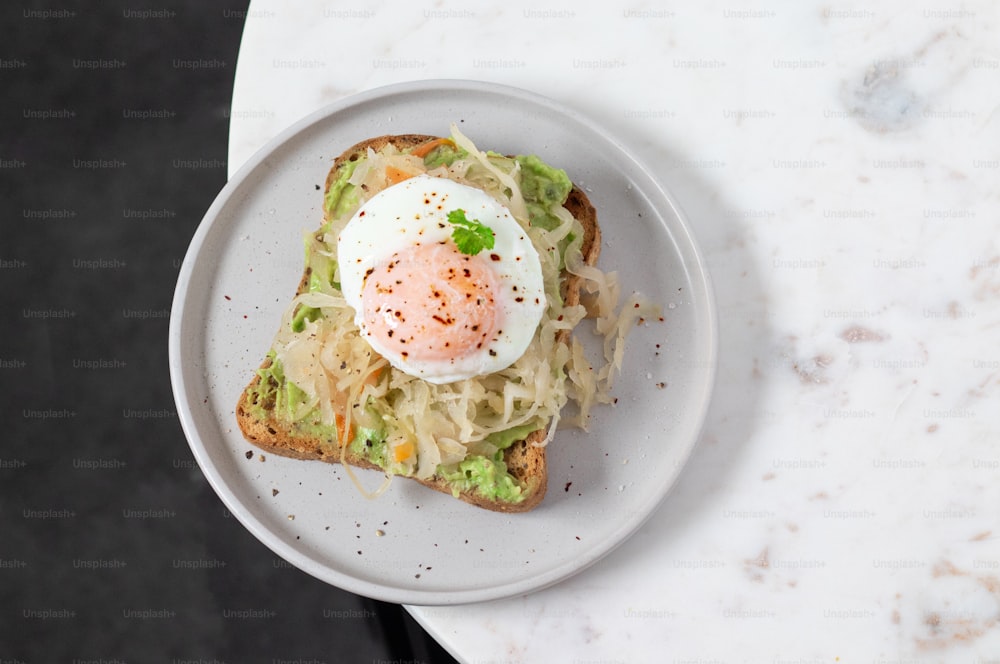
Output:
(169, 80), (716, 605)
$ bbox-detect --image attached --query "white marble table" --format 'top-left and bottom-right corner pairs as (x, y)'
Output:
(228, 1), (1000, 660)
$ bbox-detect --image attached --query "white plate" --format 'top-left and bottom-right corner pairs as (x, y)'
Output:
(169, 80), (716, 605)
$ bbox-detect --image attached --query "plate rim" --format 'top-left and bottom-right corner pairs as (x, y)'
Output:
(169, 78), (718, 605)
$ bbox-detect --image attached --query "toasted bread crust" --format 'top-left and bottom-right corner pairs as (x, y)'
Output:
(235, 134), (600, 512)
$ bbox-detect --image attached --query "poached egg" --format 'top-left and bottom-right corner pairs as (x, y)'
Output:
(337, 175), (545, 384)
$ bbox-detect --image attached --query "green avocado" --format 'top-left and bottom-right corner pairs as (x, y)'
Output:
(515, 155), (578, 266)
(349, 425), (388, 469)
(516, 154), (572, 207)
(323, 159), (360, 219)
(290, 304), (320, 333)
(484, 421), (541, 450)
(290, 229), (340, 333)
(439, 452), (524, 503)
(247, 353), (297, 421)
(422, 143), (465, 169)
(307, 246), (338, 293)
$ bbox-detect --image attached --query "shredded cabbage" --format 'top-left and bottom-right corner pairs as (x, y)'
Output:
(268, 125), (661, 488)
(448, 123), (528, 222)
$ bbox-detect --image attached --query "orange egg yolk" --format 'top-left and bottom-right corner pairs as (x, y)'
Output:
(361, 242), (499, 362)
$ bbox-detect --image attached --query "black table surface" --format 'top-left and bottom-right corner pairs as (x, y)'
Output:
(2, 3), (457, 661)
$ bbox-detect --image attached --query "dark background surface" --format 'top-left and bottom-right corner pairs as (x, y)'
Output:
(1, 2), (457, 661)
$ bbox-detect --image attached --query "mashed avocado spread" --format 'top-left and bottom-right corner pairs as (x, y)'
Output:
(323, 159), (359, 220)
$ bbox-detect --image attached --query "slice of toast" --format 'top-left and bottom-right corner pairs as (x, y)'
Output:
(235, 134), (601, 512)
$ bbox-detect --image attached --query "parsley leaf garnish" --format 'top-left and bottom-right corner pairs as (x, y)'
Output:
(446, 209), (495, 255)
